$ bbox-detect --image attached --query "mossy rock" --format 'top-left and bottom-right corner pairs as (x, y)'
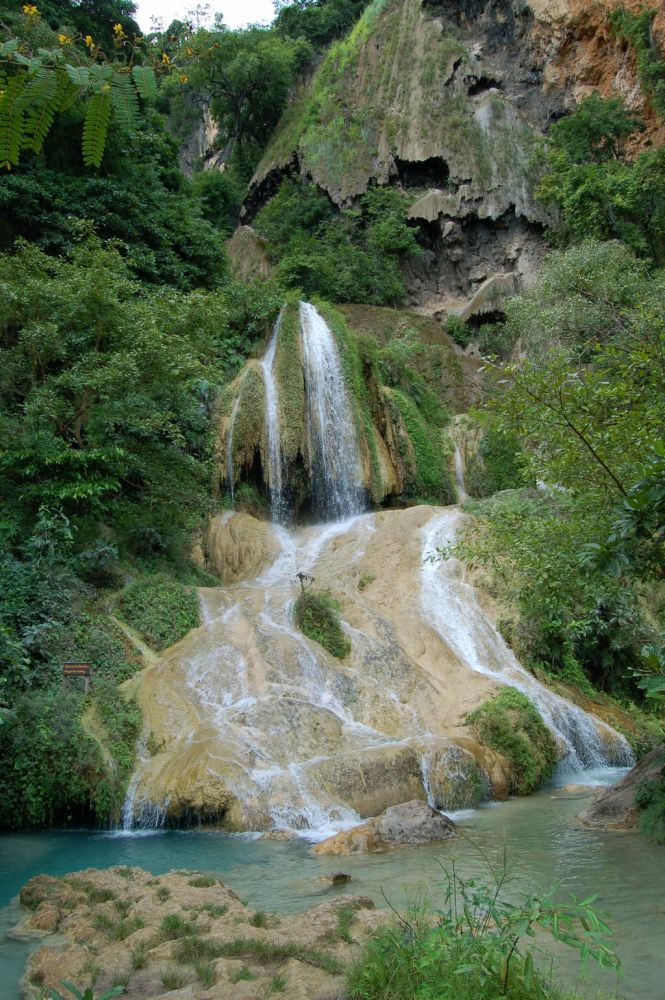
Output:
(466, 689), (557, 795)
(295, 589), (351, 659)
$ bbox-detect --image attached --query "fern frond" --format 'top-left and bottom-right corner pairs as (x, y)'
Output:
(0, 71), (28, 169)
(56, 67), (82, 113)
(20, 66), (58, 153)
(82, 91), (111, 167)
(65, 64), (90, 89)
(111, 70), (139, 130)
(131, 64), (157, 100)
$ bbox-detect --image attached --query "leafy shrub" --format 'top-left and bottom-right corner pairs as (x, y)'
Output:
(347, 855), (618, 1000)
(255, 178), (420, 305)
(466, 689), (558, 794)
(294, 590), (351, 658)
(465, 427), (525, 498)
(117, 577), (200, 650)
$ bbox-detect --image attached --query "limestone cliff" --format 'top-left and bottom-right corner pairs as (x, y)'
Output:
(247, 0), (661, 312)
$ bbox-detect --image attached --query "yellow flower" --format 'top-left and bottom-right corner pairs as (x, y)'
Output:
(185, 46), (193, 56)
(85, 34), (94, 49)
(58, 32), (72, 44)
(113, 22), (124, 36)
(22, 3), (38, 15)
(179, 74), (188, 84)
(161, 52), (170, 65)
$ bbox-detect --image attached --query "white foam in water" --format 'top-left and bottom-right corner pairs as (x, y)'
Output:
(420, 509), (634, 773)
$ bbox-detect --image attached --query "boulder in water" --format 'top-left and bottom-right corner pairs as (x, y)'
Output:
(577, 747), (665, 831)
(313, 800), (457, 855)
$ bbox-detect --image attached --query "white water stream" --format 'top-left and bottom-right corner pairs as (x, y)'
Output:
(260, 311), (288, 524)
(299, 302), (365, 520)
(421, 508), (633, 771)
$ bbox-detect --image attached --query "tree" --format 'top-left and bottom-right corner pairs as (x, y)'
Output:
(458, 241), (665, 691)
(185, 25), (309, 173)
(538, 95), (665, 261)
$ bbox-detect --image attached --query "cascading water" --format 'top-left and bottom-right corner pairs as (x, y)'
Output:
(421, 508), (634, 771)
(453, 444), (468, 503)
(225, 394), (241, 501)
(120, 736), (168, 833)
(299, 302), (366, 520)
(260, 311), (288, 524)
(119, 299), (633, 837)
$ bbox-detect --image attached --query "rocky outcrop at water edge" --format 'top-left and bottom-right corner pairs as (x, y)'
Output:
(313, 799), (457, 854)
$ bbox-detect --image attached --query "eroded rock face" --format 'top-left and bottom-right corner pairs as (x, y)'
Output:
(18, 867), (386, 1000)
(577, 747), (665, 831)
(205, 512), (279, 584)
(124, 505), (629, 832)
(313, 800), (457, 854)
(247, 0), (661, 312)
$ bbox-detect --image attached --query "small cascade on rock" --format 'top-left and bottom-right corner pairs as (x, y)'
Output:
(260, 311), (288, 524)
(299, 302), (366, 520)
(421, 509), (634, 771)
(453, 444), (468, 503)
(225, 394), (241, 501)
(120, 736), (168, 834)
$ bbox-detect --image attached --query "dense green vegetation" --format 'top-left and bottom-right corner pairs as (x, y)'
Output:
(116, 578), (199, 650)
(466, 690), (558, 795)
(347, 856), (618, 1000)
(254, 178), (420, 304)
(538, 94), (665, 261)
(294, 587), (351, 658)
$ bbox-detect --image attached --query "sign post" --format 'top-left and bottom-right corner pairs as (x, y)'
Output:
(62, 662), (92, 695)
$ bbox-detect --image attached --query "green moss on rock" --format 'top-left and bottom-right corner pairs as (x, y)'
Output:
(274, 302), (306, 466)
(466, 689), (558, 795)
(389, 388), (455, 504)
(230, 365), (266, 476)
(295, 589), (351, 658)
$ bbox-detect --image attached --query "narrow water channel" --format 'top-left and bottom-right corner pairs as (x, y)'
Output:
(1, 768), (662, 999)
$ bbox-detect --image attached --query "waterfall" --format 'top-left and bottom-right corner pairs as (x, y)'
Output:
(120, 736), (168, 834)
(454, 444), (468, 503)
(299, 302), (365, 520)
(421, 509), (634, 772)
(260, 312), (288, 524)
(226, 394), (241, 501)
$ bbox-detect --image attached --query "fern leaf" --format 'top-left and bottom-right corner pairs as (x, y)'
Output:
(20, 66), (58, 153)
(111, 70), (139, 130)
(65, 64), (90, 89)
(56, 68), (81, 113)
(131, 64), (157, 100)
(82, 91), (111, 168)
(0, 71), (28, 169)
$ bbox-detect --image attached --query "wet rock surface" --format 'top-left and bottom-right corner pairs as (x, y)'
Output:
(577, 747), (665, 831)
(313, 800), (457, 855)
(17, 867), (386, 1000)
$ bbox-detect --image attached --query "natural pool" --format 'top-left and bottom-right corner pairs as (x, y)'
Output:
(2, 768), (663, 999)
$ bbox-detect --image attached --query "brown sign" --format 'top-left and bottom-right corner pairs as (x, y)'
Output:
(63, 662), (92, 677)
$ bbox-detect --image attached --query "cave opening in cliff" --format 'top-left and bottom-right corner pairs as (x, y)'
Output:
(467, 75), (503, 97)
(395, 156), (450, 189)
(467, 308), (506, 330)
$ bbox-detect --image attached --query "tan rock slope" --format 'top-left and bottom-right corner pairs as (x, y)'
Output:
(123, 506), (630, 832)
